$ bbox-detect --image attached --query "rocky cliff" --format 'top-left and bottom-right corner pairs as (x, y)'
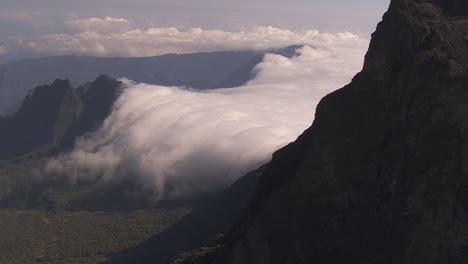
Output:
(203, 0), (468, 263)
(0, 75), (125, 160)
(0, 80), (81, 160)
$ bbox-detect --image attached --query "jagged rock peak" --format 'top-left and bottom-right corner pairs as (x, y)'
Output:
(363, 0), (468, 78)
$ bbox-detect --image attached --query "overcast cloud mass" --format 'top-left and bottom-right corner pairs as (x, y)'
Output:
(0, 0), (390, 62)
(46, 34), (369, 200)
(4, 22), (361, 58)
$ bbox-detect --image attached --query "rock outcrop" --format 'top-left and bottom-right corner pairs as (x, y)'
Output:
(0, 80), (81, 160)
(202, 0), (468, 263)
(0, 75), (125, 160)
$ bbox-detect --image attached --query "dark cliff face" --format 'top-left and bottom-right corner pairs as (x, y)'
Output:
(433, 0), (468, 16)
(208, 0), (468, 263)
(76, 74), (125, 135)
(0, 80), (82, 160)
(0, 75), (127, 211)
(60, 75), (126, 149)
(0, 75), (125, 160)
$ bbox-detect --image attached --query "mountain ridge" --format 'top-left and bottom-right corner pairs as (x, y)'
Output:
(0, 79), (81, 160)
(179, 0), (468, 263)
(0, 46), (304, 116)
(0, 75), (124, 160)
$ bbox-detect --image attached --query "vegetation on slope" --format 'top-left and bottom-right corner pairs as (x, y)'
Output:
(0, 208), (189, 264)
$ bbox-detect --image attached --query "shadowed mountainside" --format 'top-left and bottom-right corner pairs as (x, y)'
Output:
(177, 0), (468, 263)
(0, 76), (131, 211)
(0, 75), (125, 160)
(104, 167), (263, 264)
(0, 79), (82, 160)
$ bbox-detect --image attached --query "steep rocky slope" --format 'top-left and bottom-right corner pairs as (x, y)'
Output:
(0, 75), (124, 160)
(196, 0), (468, 263)
(0, 80), (82, 160)
(0, 76), (127, 210)
(60, 75), (126, 149)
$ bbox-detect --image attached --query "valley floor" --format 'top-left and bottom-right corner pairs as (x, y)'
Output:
(0, 208), (189, 264)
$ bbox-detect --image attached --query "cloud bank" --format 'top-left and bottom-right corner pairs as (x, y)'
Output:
(1, 14), (364, 59)
(46, 35), (368, 200)
(64, 16), (131, 34)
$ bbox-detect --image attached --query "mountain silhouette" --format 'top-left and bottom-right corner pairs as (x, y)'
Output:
(0, 75), (124, 160)
(172, 0), (468, 263)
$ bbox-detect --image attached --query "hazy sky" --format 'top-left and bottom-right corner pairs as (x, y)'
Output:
(0, 0), (391, 62)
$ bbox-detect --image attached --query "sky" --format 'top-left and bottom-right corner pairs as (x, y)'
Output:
(0, 0), (390, 63)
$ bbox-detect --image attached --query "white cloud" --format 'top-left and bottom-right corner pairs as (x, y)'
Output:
(0, 13), (369, 60)
(46, 34), (369, 200)
(65, 16), (131, 33)
(6, 22), (363, 57)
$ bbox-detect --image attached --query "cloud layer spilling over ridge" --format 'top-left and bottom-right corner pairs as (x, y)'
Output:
(46, 35), (369, 200)
(1, 14), (365, 58)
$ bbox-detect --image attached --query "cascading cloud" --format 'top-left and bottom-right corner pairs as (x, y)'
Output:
(46, 33), (369, 200)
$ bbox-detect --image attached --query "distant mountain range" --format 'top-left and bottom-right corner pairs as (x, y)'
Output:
(0, 45), (302, 116)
